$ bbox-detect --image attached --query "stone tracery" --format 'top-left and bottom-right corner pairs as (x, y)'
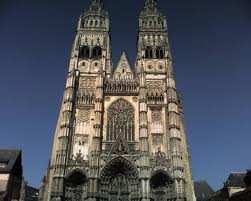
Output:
(99, 157), (140, 201)
(106, 99), (135, 142)
(64, 171), (88, 201)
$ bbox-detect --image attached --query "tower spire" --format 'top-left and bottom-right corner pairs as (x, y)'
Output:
(144, 0), (157, 10)
(90, 0), (104, 12)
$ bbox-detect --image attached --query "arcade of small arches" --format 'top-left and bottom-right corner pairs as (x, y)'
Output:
(145, 46), (165, 59)
(79, 45), (102, 59)
(141, 18), (164, 29)
(63, 157), (175, 201)
(82, 19), (106, 28)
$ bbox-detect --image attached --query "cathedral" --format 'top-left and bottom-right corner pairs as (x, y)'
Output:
(39, 0), (196, 201)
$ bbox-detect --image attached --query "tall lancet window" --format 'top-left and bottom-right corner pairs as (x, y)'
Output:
(107, 99), (135, 142)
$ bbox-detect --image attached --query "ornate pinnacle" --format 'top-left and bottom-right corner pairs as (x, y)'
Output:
(90, 0), (104, 11)
(144, 0), (157, 9)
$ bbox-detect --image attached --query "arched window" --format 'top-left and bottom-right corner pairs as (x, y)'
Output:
(107, 99), (135, 142)
(145, 46), (153, 59)
(81, 19), (85, 28)
(156, 47), (164, 59)
(92, 46), (102, 59)
(79, 46), (90, 59)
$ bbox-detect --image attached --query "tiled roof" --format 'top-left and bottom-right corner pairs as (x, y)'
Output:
(194, 180), (214, 200)
(225, 172), (246, 188)
(0, 150), (22, 175)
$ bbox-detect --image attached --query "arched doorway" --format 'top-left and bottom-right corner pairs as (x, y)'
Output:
(64, 170), (88, 201)
(99, 157), (140, 201)
(150, 170), (174, 201)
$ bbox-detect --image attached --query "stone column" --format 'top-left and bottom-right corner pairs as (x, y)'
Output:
(88, 69), (104, 201)
(51, 70), (77, 200)
(138, 65), (151, 201)
(167, 75), (186, 200)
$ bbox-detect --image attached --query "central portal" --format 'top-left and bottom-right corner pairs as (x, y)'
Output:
(99, 157), (140, 201)
(110, 174), (130, 201)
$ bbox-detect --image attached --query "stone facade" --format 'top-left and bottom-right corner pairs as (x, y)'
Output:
(39, 0), (196, 201)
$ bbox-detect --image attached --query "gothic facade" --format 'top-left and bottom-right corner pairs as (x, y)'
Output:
(39, 0), (196, 201)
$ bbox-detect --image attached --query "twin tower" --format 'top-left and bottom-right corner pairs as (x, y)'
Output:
(39, 0), (196, 201)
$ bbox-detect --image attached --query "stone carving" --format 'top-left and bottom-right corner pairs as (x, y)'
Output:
(79, 77), (96, 90)
(105, 96), (111, 101)
(152, 109), (162, 123)
(155, 148), (166, 165)
(132, 97), (138, 102)
(108, 130), (131, 156)
(146, 81), (164, 93)
(73, 136), (89, 160)
(68, 152), (88, 167)
(105, 78), (138, 94)
(146, 81), (165, 103)
(77, 77), (96, 105)
(76, 109), (90, 123)
(107, 99), (135, 142)
(152, 133), (163, 145)
(151, 109), (163, 137)
(64, 170), (88, 201)
(99, 157), (140, 201)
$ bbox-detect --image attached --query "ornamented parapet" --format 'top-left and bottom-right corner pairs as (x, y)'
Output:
(104, 78), (139, 95)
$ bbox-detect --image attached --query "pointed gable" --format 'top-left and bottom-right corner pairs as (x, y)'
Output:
(113, 51), (134, 79)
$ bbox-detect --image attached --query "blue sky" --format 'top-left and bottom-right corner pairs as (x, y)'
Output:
(0, 0), (251, 190)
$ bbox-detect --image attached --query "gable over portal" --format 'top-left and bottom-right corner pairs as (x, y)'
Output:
(113, 51), (134, 79)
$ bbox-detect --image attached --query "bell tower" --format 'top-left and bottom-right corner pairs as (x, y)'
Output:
(39, 0), (111, 200)
(39, 1), (196, 201)
(73, 0), (112, 74)
(136, 0), (196, 200)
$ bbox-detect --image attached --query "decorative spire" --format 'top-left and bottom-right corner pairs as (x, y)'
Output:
(90, 0), (104, 12)
(138, 0), (167, 31)
(80, 0), (109, 30)
(144, 0), (157, 10)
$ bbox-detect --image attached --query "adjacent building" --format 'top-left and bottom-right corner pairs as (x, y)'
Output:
(20, 182), (39, 201)
(0, 150), (23, 201)
(230, 170), (251, 201)
(39, 0), (196, 200)
(194, 181), (214, 201)
(210, 172), (247, 201)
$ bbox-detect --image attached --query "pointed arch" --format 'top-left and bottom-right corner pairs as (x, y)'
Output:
(150, 169), (174, 201)
(156, 47), (164, 59)
(64, 169), (88, 201)
(99, 156), (140, 201)
(106, 99), (135, 142)
(92, 46), (102, 59)
(79, 46), (90, 59)
(146, 46), (153, 59)
(100, 156), (139, 179)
